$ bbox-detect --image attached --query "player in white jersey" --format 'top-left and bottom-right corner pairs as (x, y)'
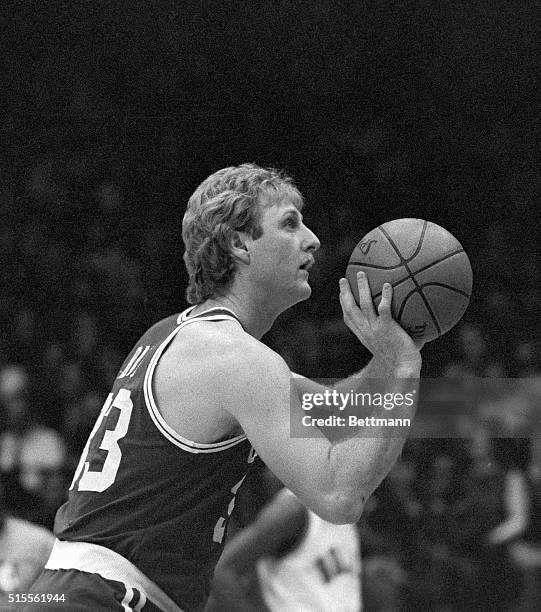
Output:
(206, 487), (361, 611)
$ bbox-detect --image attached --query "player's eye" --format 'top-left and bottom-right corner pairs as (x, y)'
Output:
(284, 216), (298, 228)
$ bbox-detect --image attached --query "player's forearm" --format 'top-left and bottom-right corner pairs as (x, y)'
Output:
(325, 361), (421, 521)
(487, 518), (528, 546)
(333, 354), (416, 394)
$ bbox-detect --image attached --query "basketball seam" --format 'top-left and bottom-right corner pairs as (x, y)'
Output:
(378, 221), (442, 336)
(369, 249), (467, 300)
(396, 283), (470, 332)
(396, 287), (418, 323)
(409, 248), (466, 276)
(346, 261), (405, 270)
(397, 283), (471, 321)
(407, 219), (428, 263)
(419, 282), (471, 298)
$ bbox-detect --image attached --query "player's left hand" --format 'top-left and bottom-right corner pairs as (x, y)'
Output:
(339, 272), (424, 369)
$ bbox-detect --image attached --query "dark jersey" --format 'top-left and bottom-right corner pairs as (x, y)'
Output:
(55, 307), (257, 611)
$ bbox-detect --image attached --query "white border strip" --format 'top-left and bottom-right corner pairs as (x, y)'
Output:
(143, 309), (247, 454)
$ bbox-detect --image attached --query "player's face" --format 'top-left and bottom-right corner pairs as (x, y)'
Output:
(245, 195), (320, 307)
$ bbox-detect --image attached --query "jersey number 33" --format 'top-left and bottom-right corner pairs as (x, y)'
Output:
(70, 389), (133, 493)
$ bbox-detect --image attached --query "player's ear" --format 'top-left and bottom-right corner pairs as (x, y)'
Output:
(230, 230), (250, 265)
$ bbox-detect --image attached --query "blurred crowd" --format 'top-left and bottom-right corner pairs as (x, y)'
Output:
(1, 157), (540, 611)
(2, 2), (541, 608)
(360, 435), (541, 611)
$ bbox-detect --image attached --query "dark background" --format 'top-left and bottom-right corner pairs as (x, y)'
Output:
(1, 2), (541, 610)
(2, 0), (540, 372)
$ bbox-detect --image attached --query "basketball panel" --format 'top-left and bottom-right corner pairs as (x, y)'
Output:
(422, 285), (471, 336)
(407, 222), (466, 273)
(398, 291), (440, 343)
(378, 218), (426, 261)
(349, 228), (402, 268)
(413, 252), (473, 295)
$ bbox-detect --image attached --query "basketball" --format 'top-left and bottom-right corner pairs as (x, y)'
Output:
(346, 219), (473, 343)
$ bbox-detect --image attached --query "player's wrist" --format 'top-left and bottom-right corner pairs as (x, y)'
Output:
(369, 352), (422, 375)
(392, 359), (422, 378)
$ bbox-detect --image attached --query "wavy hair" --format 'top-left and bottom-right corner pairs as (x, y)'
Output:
(182, 164), (303, 304)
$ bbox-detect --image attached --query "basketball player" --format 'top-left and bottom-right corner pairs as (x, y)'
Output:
(205, 487), (362, 612)
(26, 164), (422, 611)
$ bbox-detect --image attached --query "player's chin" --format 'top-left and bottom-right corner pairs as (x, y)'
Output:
(293, 279), (312, 301)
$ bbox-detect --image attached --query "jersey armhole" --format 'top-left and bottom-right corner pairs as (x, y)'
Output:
(143, 314), (247, 454)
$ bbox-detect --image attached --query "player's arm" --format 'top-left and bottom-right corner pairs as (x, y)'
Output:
(509, 541), (541, 569)
(486, 469), (529, 546)
(224, 274), (421, 524)
(204, 490), (307, 612)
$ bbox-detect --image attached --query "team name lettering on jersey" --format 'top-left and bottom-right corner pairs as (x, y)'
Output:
(118, 346), (150, 378)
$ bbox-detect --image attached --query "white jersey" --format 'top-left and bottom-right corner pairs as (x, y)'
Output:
(256, 503), (362, 612)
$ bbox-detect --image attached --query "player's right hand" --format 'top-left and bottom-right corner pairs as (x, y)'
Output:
(339, 272), (423, 370)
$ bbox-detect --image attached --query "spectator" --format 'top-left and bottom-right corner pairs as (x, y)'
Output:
(509, 435), (541, 611)
(452, 438), (527, 610)
(0, 365), (35, 474)
(15, 427), (68, 529)
(0, 482), (54, 605)
(514, 341), (541, 377)
(443, 323), (506, 379)
(362, 555), (407, 612)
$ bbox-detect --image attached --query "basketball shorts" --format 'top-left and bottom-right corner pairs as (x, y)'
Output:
(17, 539), (185, 612)
(20, 567), (162, 611)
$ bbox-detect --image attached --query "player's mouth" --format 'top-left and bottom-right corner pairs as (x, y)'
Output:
(299, 258), (314, 273)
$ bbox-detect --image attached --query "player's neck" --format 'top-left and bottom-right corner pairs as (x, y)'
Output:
(192, 292), (281, 340)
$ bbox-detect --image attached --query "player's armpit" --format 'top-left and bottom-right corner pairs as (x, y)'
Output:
(486, 469), (529, 546)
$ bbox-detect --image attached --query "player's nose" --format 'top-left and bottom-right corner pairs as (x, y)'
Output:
(302, 224), (320, 252)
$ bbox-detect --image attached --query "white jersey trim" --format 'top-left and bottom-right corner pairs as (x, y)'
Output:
(143, 307), (248, 454)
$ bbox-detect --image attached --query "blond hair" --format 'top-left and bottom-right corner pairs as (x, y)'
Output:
(182, 163), (303, 304)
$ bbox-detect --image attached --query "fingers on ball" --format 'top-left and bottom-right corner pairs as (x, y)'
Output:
(339, 279), (355, 322)
(356, 271), (375, 314)
(378, 283), (392, 318)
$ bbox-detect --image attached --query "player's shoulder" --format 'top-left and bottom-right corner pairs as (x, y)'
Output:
(231, 333), (290, 379)
(176, 312), (287, 369)
(161, 315), (290, 383)
(209, 328), (291, 387)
